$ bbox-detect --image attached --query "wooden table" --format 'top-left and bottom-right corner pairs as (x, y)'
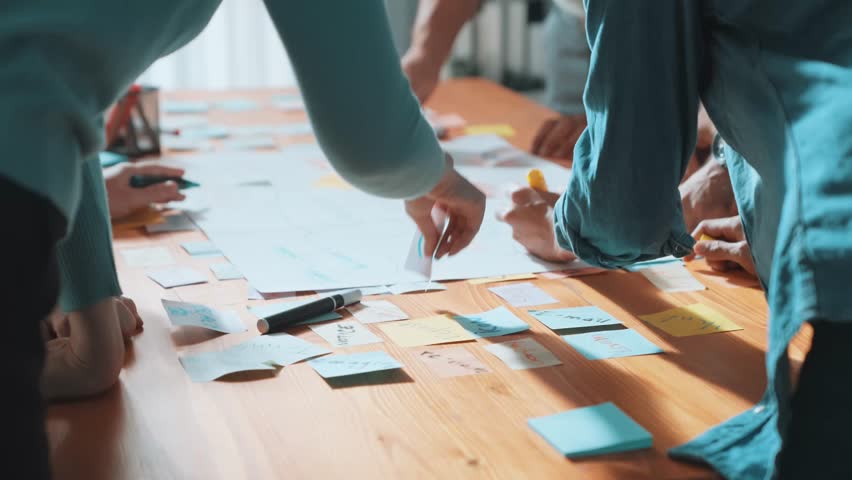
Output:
(47, 78), (811, 479)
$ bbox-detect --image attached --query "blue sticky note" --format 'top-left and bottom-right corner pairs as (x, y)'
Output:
(623, 255), (683, 272)
(561, 329), (663, 360)
(248, 300), (342, 325)
(528, 402), (652, 458)
(308, 350), (402, 378)
(529, 306), (622, 331)
(181, 241), (222, 257)
(454, 306), (530, 338)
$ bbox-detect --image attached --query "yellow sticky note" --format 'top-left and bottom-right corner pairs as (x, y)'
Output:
(378, 315), (476, 347)
(699, 234), (715, 242)
(468, 273), (537, 285)
(639, 303), (742, 337)
(527, 168), (548, 191)
(312, 173), (352, 190)
(464, 124), (516, 137)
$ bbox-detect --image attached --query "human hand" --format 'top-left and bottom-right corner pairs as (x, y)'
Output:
(497, 187), (576, 263)
(104, 162), (186, 220)
(531, 114), (587, 160)
(679, 160), (737, 232)
(688, 216), (757, 276)
(405, 155), (485, 259)
(401, 48), (442, 104)
(41, 298), (126, 401)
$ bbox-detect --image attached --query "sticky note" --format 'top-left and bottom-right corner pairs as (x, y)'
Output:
(223, 137), (277, 151)
(639, 303), (742, 337)
(312, 173), (352, 190)
(310, 320), (383, 348)
(214, 98), (259, 112)
(227, 333), (331, 366)
(274, 123), (314, 136)
(561, 329), (662, 360)
(464, 124), (516, 137)
(308, 350), (402, 378)
(121, 246), (175, 267)
(387, 282), (448, 295)
(247, 286), (263, 301)
(453, 306), (529, 338)
(489, 282), (559, 307)
(146, 267), (208, 288)
(182, 125), (230, 139)
(210, 262), (243, 281)
(468, 273), (537, 285)
(179, 350), (274, 382)
(112, 207), (164, 232)
(347, 300), (408, 324)
(355, 285), (392, 296)
(145, 213), (197, 233)
(639, 264), (706, 292)
(432, 113), (467, 129)
(404, 209), (447, 280)
(163, 100), (209, 114)
(483, 337), (562, 370)
(528, 306), (622, 331)
(623, 255), (684, 272)
(272, 97), (305, 112)
(248, 299), (342, 325)
(528, 403), (652, 458)
(377, 315), (476, 347)
(181, 240), (222, 257)
(416, 346), (490, 378)
(161, 299), (246, 333)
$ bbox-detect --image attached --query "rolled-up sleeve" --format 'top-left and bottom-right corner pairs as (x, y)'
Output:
(263, 0), (446, 199)
(554, 0), (702, 268)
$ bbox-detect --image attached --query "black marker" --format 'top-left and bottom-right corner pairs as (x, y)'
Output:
(257, 289), (362, 334)
(129, 175), (200, 190)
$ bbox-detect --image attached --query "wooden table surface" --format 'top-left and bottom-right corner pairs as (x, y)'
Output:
(47, 78), (811, 480)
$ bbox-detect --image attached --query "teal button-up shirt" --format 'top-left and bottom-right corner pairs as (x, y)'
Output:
(555, 1), (852, 477)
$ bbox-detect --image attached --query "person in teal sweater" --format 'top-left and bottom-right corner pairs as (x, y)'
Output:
(0, 2), (485, 477)
(554, 1), (852, 477)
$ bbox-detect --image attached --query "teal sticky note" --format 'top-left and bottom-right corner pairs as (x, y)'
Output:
(528, 306), (622, 331)
(454, 306), (530, 338)
(528, 402), (652, 458)
(248, 300), (341, 325)
(561, 329), (662, 360)
(308, 350), (402, 378)
(99, 151), (128, 168)
(180, 241), (222, 257)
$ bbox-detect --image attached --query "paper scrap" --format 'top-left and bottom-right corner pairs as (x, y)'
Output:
(249, 299), (342, 325)
(416, 346), (490, 378)
(453, 306), (529, 338)
(404, 209), (448, 280)
(639, 264), (706, 292)
(163, 100), (209, 114)
(377, 315), (476, 347)
(146, 267), (208, 288)
(528, 306), (622, 331)
(468, 273), (537, 285)
(464, 124), (516, 137)
(179, 350), (275, 382)
(121, 246), (175, 268)
(639, 303), (742, 337)
(310, 320), (383, 348)
(181, 240), (222, 257)
(483, 337), (562, 370)
(561, 329), (662, 360)
(145, 213), (197, 233)
(308, 350), (402, 378)
(489, 282), (559, 307)
(161, 299), (246, 333)
(346, 300), (408, 324)
(528, 402), (652, 458)
(210, 263), (243, 281)
(387, 282), (448, 295)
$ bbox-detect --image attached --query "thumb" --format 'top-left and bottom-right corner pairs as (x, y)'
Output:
(140, 182), (185, 204)
(694, 240), (743, 264)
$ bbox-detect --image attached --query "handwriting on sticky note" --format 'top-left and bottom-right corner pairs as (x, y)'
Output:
(528, 306), (622, 331)
(417, 346), (490, 377)
(561, 329), (663, 360)
(308, 350), (402, 378)
(227, 334), (330, 366)
(377, 315), (475, 347)
(310, 320), (383, 348)
(453, 306), (529, 338)
(161, 299), (246, 333)
(483, 337), (562, 370)
(639, 303), (742, 337)
(488, 282), (559, 307)
(347, 300), (408, 324)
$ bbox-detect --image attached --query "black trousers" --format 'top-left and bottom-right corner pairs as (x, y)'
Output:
(777, 321), (852, 479)
(1, 176), (65, 480)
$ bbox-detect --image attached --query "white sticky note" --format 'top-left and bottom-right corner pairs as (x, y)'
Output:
(346, 300), (408, 324)
(640, 264), (706, 293)
(179, 350), (274, 382)
(161, 299), (246, 333)
(404, 209), (448, 279)
(310, 320), (383, 348)
(484, 337), (562, 370)
(210, 263), (243, 281)
(489, 282), (559, 307)
(181, 240), (222, 257)
(147, 267), (208, 289)
(226, 333), (331, 366)
(358, 285), (392, 296)
(121, 247), (175, 267)
(387, 282), (448, 295)
(145, 213), (197, 233)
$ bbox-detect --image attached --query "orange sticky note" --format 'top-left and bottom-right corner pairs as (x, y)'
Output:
(639, 303), (742, 337)
(377, 315), (475, 347)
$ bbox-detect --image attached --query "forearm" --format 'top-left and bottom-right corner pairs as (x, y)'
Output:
(405, 0), (481, 66)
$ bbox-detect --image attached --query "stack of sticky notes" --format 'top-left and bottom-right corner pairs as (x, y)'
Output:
(528, 402), (652, 458)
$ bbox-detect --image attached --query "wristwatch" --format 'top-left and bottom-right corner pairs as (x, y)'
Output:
(712, 133), (727, 167)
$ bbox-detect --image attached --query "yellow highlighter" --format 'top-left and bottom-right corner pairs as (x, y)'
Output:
(527, 168), (548, 191)
(700, 234), (716, 242)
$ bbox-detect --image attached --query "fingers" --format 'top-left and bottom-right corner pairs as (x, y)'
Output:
(407, 201), (440, 259)
(139, 182), (186, 204)
(693, 239), (756, 275)
(531, 119), (557, 155)
(536, 116), (584, 158)
(691, 216), (744, 242)
(511, 187), (542, 205)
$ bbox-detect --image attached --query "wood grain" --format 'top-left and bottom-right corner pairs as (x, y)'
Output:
(46, 79), (812, 480)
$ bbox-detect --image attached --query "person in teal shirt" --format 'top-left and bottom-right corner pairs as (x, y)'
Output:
(555, 1), (852, 477)
(0, 2), (485, 477)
